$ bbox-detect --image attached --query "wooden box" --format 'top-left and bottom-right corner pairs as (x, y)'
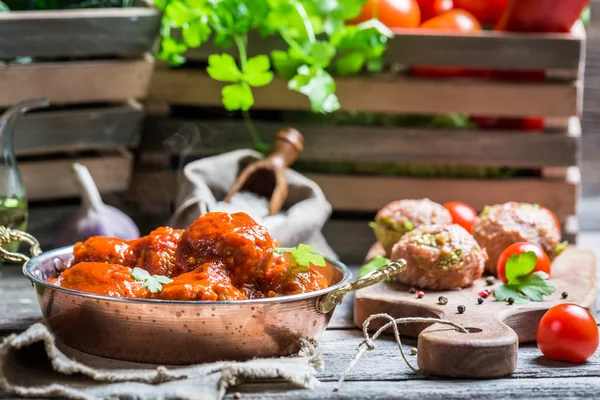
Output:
(0, 7), (160, 200)
(143, 28), (585, 262)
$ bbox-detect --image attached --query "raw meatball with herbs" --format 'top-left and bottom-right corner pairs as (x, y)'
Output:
(371, 199), (453, 254)
(390, 224), (487, 290)
(471, 202), (564, 275)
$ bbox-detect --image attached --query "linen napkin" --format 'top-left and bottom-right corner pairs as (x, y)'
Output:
(170, 149), (337, 260)
(0, 323), (323, 400)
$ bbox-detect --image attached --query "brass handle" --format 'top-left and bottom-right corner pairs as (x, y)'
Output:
(0, 226), (41, 264)
(316, 259), (407, 314)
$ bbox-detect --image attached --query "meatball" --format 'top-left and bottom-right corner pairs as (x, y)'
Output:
(131, 226), (183, 277)
(391, 224), (487, 290)
(373, 199), (453, 254)
(471, 202), (562, 274)
(48, 262), (147, 298)
(72, 237), (137, 268)
(174, 212), (276, 282)
(260, 253), (329, 297)
(158, 262), (246, 301)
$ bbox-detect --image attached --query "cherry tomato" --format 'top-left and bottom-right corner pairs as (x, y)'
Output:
(539, 206), (562, 236)
(420, 9), (481, 30)
(350, 0), (421, 29)
(470, 116), (544, 132)
(418, 0), (453, 22)
(537, 304), (599, 363)
(411, 10), (481, 78)
(443, 202), (477, 233)
(453, 0), (508, 25)
(497, 242), (551, 284)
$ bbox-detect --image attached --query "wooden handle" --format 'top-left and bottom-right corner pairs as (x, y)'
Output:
(264, 128), (304, 169)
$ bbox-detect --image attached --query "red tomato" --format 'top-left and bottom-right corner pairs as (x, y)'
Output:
(470, 116), (544, 132)
(411, 10), (481, 78)
(418, 0), (453, 22)
(537, 304), (599, 363)
(351, 0), (421, 29)
(443, 202), (477, 233)
(453, 0), (508, 25)
(497, 242), (551, 284)
(420, 9), (481, 31)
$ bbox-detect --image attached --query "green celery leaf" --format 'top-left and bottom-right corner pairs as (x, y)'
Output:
(493, 284), (529, 304)
(143, 278), (163, 294)
(293, 244), (327, 268)
(505, 251), (537, 284)
(165, 1), (192, 26)
(131, 267), (151, 281)
(358, 255), (391, 279)
(244, 55), (274, 87)
(207, 54), (243, 82)
(222, 83), (254, 111)
(335, 52), (365, 76)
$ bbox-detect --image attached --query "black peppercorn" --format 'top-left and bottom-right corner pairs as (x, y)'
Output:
(409, 287), (417, 294)
(457, 305), (466, 314)
(562, 292), (568, 299)
(507, 297), (515, 305)
(438, 295), (448, 305)
(486, 276), (495, 286)
(477, 297), (484, 305)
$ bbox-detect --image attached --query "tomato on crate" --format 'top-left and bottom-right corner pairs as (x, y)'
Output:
(443, 201), (477, 233)
(537, 304), (599, 363)
(350, 0), (421, 29)
(496, 0), (590, 33)
(417, 0), (453, 22)
(453, 0), (508, 25)
(496, 242), (551, 284)
(411, 10), (483, 78)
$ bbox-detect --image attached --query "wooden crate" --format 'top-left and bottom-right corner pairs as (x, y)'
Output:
(0, 6), (159, 201)
(144, 28), (585, 259)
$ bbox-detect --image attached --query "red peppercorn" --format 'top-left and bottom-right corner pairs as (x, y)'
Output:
(478, 289), (491, 299)
(416, 290), (425, 299)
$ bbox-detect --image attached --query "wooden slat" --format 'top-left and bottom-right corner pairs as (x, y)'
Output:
(0, 8), (161, 58)
(149, 69), (580, 117)
(307, 173), (579, 221)
(21, 151), (133, 201)
(14, 101), (143, 156)
(0, 57), (154, 106)
(187, 30), (582, 71)
(142, 118), (580, 168)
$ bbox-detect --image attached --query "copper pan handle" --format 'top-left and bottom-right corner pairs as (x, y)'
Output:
(316, 259), (407, 313)
(0, 226), (41, 264)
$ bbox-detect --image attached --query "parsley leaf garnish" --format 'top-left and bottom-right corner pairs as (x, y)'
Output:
(131, 267), (173, 294)
(358, 255), (391, 279)
(493, 251), (556, 304)
(272, 244), (327, 273)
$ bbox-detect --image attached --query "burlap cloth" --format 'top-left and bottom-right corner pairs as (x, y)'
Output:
(170, 150), (337, 260)
(0, 323), (323, 400)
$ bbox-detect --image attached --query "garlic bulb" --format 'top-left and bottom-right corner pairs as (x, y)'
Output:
(53, 163), (140, 248)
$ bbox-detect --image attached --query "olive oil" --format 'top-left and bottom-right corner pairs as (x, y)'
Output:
(0, 196), (27, 253)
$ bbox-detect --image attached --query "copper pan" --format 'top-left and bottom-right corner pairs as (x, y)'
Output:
(0, 227), (406, 364)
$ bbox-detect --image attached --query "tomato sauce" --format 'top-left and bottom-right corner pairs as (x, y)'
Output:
(50, 212), (330, 300)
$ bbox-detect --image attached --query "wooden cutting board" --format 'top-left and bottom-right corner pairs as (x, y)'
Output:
(354, 247), (596, 378)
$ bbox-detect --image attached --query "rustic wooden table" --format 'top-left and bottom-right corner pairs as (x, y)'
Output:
(1, 233), (599, 400)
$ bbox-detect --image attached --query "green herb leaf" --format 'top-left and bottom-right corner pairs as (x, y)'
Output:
(244, 55), (274, 87)
(207, 54), (243, 82)
(272, 244), (327, 273)
(0, 1), (9, 11)
(505, 251), (537, 284)
(494, 252), (556, 304)
(309, 40), (336, 67)
(182, 21), (211, 48)
(555, 241), (568, 255)
(403, 221), (414, 231)
(131, 267), (173, 294)
(271, 49), (305, 80)
(335, 52), (366, 76)
(222, 82), (254, 111)
(289, 65), (339, 113)
(358, 255), (390, 279)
